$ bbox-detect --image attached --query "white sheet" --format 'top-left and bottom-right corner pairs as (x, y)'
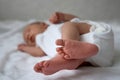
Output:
(0, 20), (120, 80)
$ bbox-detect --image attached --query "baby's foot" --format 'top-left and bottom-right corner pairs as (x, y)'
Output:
(34, 55), (84, 75)
(56, 39), (98, 59)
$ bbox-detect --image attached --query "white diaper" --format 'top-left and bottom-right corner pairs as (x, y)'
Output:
(36, 18), (114, 67)
(72, 18), (114, 67)
(81, 21), (114, 67)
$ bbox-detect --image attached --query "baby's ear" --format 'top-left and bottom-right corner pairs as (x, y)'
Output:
(40, 22), (46, 26)
(42, 22), (49, 27)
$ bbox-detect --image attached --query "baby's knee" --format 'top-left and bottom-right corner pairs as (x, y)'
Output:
(62, 22), (76, 28)
(62, 22), (79, 33)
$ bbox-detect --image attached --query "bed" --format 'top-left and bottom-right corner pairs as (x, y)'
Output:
(0, 20), (120, 80)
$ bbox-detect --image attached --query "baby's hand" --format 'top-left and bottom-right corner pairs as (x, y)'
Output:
(18, 43), (27, 52)
(49, 12), (63, 24)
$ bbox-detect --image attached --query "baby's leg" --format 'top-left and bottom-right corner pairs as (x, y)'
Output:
(34, 54), (84, 75)
(56, 22), (98, 59)
(61, 22), (91, 41)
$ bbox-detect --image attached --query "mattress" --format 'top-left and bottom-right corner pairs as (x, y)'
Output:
(0, 20), (120, 80)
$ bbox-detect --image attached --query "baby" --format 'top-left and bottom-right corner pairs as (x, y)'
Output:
(18, 12), (114, 75)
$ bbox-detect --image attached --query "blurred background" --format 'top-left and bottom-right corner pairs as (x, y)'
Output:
(0, 0), (120, 21)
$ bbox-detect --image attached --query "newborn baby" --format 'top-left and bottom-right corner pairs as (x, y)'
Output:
(18, 12), (114, 75)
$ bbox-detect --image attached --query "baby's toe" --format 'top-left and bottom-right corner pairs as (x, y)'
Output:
(42, 61), (50, 68)
(34, 61), (46, 73)
(34, 63), (42, 72)
(64, 54), (71, 59)
(56, 47), (63, 53)
(56, 47), (66, 57)
(56, 39), (65, 46)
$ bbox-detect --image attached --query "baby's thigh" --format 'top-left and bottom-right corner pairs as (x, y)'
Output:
(61, 22), (80, 40)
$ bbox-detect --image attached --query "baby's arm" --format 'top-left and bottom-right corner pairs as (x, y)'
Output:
(18, 44), (46, 57)
(49, 12), (78, 24)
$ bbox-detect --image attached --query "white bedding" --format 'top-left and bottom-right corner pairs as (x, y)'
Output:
(0, 20), (120, 80)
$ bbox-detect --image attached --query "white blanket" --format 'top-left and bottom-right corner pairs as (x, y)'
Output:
(0, 20), (120, 80)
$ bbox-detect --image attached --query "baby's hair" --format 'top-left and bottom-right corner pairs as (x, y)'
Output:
(23, 21), (41, 31)
(24, 21), (43, 29)
(28, 21), (42, 26)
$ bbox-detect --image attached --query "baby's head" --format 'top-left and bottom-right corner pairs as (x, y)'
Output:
(23, 22), (48, 46)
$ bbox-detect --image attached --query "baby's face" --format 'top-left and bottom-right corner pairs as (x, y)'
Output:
(23, 22), (48, 46)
